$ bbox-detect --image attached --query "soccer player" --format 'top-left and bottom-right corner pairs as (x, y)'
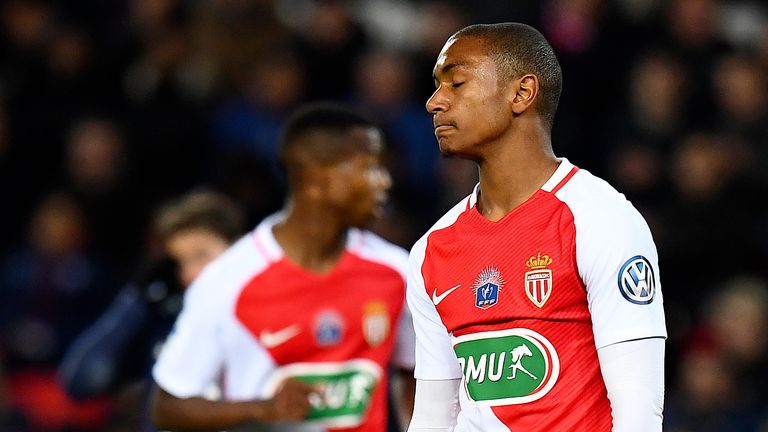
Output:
(151, 103), (415, 431)
(406, 23), (666, 432)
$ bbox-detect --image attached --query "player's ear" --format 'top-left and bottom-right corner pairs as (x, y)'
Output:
(510, 74), (539, 115)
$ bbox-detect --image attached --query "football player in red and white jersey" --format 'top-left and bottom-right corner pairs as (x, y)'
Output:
(406, 23), (666, 432)
(151, 103), (415, 432)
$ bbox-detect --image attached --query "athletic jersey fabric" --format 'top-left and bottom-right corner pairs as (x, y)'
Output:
(153, 213), (414, 432)
(407, 159), (666, 431)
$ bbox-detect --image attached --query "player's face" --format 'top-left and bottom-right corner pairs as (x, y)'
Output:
(426, 36), (514, 158)
(326, 127), (391, 227)
(165, 229), (230, 286)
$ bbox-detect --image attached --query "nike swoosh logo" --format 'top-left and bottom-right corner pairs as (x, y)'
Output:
(260, 324), (301, 348)
(432, 285), (461, 305)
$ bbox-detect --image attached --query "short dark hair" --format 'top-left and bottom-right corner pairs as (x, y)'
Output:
(453, 23), (563, 127)
(279, 102), (380, 181)
(154, 190), (246, 244)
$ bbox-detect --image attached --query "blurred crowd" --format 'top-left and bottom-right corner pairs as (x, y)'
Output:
(0, 0), (767, 431)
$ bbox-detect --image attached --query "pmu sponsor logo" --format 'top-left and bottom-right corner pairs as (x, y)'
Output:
(263, 360), (382, 428)
(453, 328), (559, 406)
(618, 255), (656, 305)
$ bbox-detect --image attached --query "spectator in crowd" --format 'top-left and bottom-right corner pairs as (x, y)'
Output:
(665, 276), (768, 431)
(58, 190), (246, 432)
(0, 192), (116, 432)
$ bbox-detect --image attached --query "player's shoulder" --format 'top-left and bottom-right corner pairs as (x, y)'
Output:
(350, 228), (409, 275)
(411, 190), (473, 259)
(184, 231), (270, 305)
(555, 167), (651, 235)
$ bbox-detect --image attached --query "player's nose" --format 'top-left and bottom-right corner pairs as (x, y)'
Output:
(426, 86), (448, 114)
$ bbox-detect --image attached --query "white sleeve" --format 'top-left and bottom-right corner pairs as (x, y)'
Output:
(407, 379), (460, 432)
(573, 198), (667, 348)
(152, 269), (226, 398)
(406, 238), (463, 380)
(391, 303), (416, 370)
(597, 338), (665, 432)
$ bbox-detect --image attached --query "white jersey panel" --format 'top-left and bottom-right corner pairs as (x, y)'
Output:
(555, 169), (667, 349)
(221, 314), (278, 400)
(407, 198), (468, 381)
(152, 233), (271, 398)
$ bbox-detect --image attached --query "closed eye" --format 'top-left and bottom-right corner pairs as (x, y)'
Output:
(452, 82), (465, 88)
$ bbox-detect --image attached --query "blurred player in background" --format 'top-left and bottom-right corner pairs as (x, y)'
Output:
(406, 23), (666, 432)
(151, 102), (415, 432)
(59, 190), (246, 431)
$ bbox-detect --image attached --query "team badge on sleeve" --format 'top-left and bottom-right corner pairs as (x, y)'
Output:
(618, 255), (656, 304)
(524, 253), (553, 308)
(473, 267), (504, 309)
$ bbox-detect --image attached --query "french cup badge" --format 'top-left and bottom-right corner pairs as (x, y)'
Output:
(473, 267), (505, 310)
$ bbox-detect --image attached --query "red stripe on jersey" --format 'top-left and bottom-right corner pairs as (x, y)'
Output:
(550, 166), (579, 194)
(252, 231), (276, 263)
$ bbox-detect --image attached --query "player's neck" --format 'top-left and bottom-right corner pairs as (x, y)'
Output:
(475, 132), (558, 222)
(273, 207), (348, 274)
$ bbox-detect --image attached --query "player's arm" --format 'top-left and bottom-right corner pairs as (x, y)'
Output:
(408, 379), (460, 432)
(597, 338), (664, 432)
(59, 259), (177, 399)
(58, 284), (149, 399)
(151, 379), (313, 430)
(148, 261), (309, 430)
(575, 200), (667, 431)
(404, 238), (463, 431)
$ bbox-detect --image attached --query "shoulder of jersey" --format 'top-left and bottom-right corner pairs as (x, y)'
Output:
(184, 231), (271, 304)
(555, 168), (649, 230)
(411, 193), (472, 253)
(353, 229), (409, 275)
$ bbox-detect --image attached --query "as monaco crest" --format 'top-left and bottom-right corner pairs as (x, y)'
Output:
(362, 302), (390, 346)
(525, 253), (553, 308)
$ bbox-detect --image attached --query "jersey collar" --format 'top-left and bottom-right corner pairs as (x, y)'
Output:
(253, 212), (363, 263)
(540, 158), (574, 192)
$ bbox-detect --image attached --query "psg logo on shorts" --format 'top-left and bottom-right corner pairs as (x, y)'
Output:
(618, 255), (655, 305)
(473, 267), (505, 310)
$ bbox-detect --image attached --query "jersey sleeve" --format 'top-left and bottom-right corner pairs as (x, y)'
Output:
(575, 201), (667, 349)
(406, 237), (462, 380)
(152, 266), (226, 398)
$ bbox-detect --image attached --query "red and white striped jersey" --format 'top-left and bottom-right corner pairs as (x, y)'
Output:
(407, 159), (666, 431)
(153, 214), (414, 432)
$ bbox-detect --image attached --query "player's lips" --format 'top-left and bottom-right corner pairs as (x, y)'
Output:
(434, 124), (456, 135)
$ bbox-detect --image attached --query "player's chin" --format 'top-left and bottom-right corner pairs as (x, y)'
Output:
(438, 137), (461, 157)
